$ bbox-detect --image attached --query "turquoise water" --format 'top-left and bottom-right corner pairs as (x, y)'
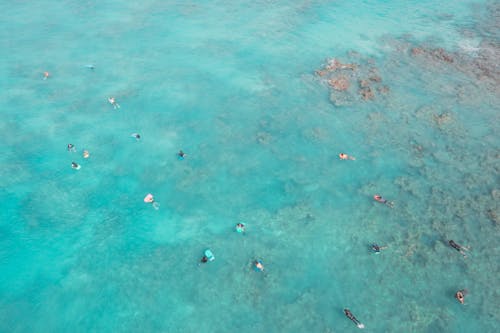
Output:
(1, 0), (499, 332)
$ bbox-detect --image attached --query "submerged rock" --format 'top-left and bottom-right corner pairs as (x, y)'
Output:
(325, 58), (356, 71)
(328, 76), (350, 91)
(359, 79), (370, 88)
(329, 92), (352, 107)
(433, 112), (453, 125)
(411, 46), (454, 63)
(360, 87), (375, 100)
(377, 85), (390, 94)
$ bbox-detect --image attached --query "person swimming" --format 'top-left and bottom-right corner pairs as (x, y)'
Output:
(43, 71), (49, 80)
(67, 144), (76, 152)
(253, 260), (264, 272)
(177, 150), (186, 160)
(108, 97), (120, 109)
(71, 162), (80, 170)
(455, 289), (467, 304)
(143, 194), (159, 209)
(371, 244), (387, 253)
(83, 150), (90, 158)
(373, 194), (394, 208)
(235, 223), (245, 233)
(144, 193), (154, 203)
(344, 309), (365, 329)
(200, 256), (208, 263)
(204, 249), (215, 262)
(448, 240), (468, 258)
(339, 153), (355, 160)
(84, 64), (95, 70)
(131, 133), (141, 140)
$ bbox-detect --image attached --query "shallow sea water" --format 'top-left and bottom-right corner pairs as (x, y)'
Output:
(0, 1), (499, 332)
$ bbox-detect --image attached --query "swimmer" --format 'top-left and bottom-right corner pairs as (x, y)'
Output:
(204, 249), (215, 262)
(131, 133), (141, 140)
(43, 71), (49, 80)
(371, 244), (387, 253)
(144, 193), (154, 203)
(254, 260), (264, 272)
(455, 289), (468, 304)
(84, 64), (95, 70)
(200, 256), (208, 263)
(108, 97), (120, 109)
(339, 153), (355, 160)
(448, 240), (469, 258)
(71, 162), (80, 170)
(235, 223), (245, 233)
(177, 150), (186, 160)
(83, 150), (90, 158)
(344, 309), (365, 329)
(373, 194), (394, 208)
(67, 144), (76, 152)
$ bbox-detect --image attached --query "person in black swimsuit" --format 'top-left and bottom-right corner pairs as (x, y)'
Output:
(448, 240), (468, 258)
(344, 309), (364, 329)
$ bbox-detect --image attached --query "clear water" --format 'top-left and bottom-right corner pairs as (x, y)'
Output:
(1, 1), (499, 332)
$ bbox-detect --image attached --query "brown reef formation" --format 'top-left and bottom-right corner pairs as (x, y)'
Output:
(315, 57), (389, 107)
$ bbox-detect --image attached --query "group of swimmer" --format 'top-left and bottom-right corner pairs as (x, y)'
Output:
(337, 154), (471, 328)
(197, 222), (265, 272)
(67, 143), (90, 170)
(54, 69), (470, 329)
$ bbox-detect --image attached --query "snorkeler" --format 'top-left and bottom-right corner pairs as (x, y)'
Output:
(371, 244), (387, 253)
(177, 150), (186, 160)
(67, 144), (76, 152)
(448, 240), (469, 258)
(131, 133), (141, 140)
(235, 223), (245, 233)
(108, 97), (120, 109)
(344, 309), (365, 329)
(373, 194), (394, 208)
(253, 260), (264, 272)
(203, 249), (215, 262)
(455, 289), (468, 304)
(71, 162), (80, 170)
(339, 153), (355, 160)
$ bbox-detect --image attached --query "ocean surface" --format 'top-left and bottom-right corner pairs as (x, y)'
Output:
(1, 1), (499, 332)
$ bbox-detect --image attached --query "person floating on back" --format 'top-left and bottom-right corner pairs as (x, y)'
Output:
(373, 194), (394, 208)
(455, 289), (468, 304)
(71, 162), (80, 170)
(253, 260), (264, 272)
(144, 193), (154, 203)
(108, 97), (120, 109)
(371, 244), (387, 254)
(344, 309), (365, 329)
(339, 153), (355, 160)
(448, 240), (469, 258)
